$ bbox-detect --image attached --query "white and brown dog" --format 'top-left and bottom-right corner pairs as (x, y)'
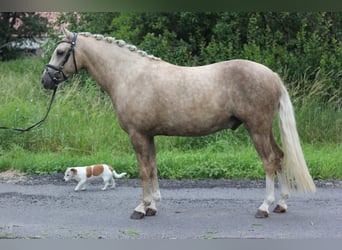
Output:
(64, 164), (127, 191)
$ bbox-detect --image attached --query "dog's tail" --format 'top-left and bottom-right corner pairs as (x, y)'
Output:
(112, 170), (127, 179)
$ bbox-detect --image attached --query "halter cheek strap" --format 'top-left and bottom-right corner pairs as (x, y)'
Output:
(45, 32), (78, 88)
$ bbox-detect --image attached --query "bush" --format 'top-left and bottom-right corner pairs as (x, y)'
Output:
(0, 12), (48, 60)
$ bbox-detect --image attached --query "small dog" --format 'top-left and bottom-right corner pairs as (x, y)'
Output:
(64, 164), (127, 191)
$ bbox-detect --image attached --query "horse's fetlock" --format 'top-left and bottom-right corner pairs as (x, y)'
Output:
(153, 191), (161, 202)
(143, 198), (152, 207)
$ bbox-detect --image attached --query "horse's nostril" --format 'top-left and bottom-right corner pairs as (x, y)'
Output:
(41, 77), (47, 86)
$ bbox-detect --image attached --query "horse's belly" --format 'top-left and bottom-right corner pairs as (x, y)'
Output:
(155, 115), (242, 136)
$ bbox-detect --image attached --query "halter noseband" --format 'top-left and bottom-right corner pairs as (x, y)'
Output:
(45, 32), (78, 89)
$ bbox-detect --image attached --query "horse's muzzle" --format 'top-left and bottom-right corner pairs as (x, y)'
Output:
(41, 71), (56, 90)
(41, 67), (66, 90)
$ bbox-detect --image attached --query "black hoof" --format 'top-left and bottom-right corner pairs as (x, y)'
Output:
(145, 208), (157, 216)
(273, 205), (287, 213)
(130, 211), (145, 220)
(255, 209), (269, 218)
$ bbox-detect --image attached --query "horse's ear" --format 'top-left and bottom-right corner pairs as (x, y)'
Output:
(61, 25), (73, 39)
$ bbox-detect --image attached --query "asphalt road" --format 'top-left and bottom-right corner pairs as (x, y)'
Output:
(0, 175), (341, 239)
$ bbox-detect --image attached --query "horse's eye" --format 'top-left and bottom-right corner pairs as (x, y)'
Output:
(56, 49), (64, 56)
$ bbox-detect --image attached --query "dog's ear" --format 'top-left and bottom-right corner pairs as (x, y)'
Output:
(70, 168), (77, 175)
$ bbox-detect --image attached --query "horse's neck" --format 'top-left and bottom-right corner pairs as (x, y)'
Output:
(78, 37), (140, 93)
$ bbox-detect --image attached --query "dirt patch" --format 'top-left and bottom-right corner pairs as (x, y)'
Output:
(0, 169), (29, 184)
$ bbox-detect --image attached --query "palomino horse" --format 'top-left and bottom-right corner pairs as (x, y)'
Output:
(42, 27), (316, 219)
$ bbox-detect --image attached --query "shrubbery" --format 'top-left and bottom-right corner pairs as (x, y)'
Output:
(0, 12), (48, 60)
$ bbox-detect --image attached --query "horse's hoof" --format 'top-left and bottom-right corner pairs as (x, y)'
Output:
(145, 208), (157, 216)
(130, 211), (145, 220)
(273, 205), (287, 213)
(255, 209), (269, 218)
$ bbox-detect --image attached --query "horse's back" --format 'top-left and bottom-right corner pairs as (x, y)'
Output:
(174, 59), (282, 115)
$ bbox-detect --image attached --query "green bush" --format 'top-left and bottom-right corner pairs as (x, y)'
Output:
(0, 12), (48, 60)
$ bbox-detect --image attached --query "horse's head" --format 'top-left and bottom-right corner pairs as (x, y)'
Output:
(41, 27), (78, 90)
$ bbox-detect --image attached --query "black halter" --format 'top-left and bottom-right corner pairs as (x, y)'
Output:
(45, 32), (78, 89)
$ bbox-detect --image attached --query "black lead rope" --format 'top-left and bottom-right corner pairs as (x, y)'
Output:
(1, 32), (78, 134)
(0, 87), (58, 133)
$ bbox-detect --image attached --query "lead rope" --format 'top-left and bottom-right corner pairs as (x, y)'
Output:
(0, 87), (58, 133)
(1, 33), (77, 133)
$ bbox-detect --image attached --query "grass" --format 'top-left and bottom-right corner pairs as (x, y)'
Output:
(0, 58), (341, 179)
(1, 144), (340, 179)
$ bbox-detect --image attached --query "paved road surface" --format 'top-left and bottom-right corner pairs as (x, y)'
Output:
(0, 175), (341, 239)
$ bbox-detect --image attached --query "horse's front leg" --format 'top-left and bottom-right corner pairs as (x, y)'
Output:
(129, 131), (161, 219)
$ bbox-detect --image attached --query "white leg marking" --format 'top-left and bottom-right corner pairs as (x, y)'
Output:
(258, 174), (275, 214)
(152, 190), (161, 203)
(141, 180), (153, 207)
(277, 170), (289, 210)
(136, 180), (159, 214)
(151, 177), (161, 203)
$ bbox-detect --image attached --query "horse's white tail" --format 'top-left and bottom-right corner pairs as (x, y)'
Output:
(278, 80), (316, 192)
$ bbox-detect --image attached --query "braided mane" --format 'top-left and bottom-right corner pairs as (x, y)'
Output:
(78, 32), (161, 61)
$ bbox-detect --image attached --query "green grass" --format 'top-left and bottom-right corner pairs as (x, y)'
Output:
(0, 58), (341, 179)
(1, 143), (341, 179)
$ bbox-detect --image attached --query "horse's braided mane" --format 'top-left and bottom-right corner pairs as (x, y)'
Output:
(78, 32), (161, 61)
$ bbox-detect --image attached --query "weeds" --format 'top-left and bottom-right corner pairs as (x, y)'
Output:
(119, 229), (140, 237)
(202, 230), (219, 239)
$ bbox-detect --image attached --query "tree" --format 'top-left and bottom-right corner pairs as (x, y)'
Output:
(0, 12), (48, 60)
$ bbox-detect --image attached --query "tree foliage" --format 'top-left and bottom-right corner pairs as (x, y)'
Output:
(0, 12), (48, 60)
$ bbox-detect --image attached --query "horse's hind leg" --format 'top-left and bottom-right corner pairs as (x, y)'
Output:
(269, 134), (289, 213)
(246, 125), (278, 218)
(129, 131), (161, 219)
